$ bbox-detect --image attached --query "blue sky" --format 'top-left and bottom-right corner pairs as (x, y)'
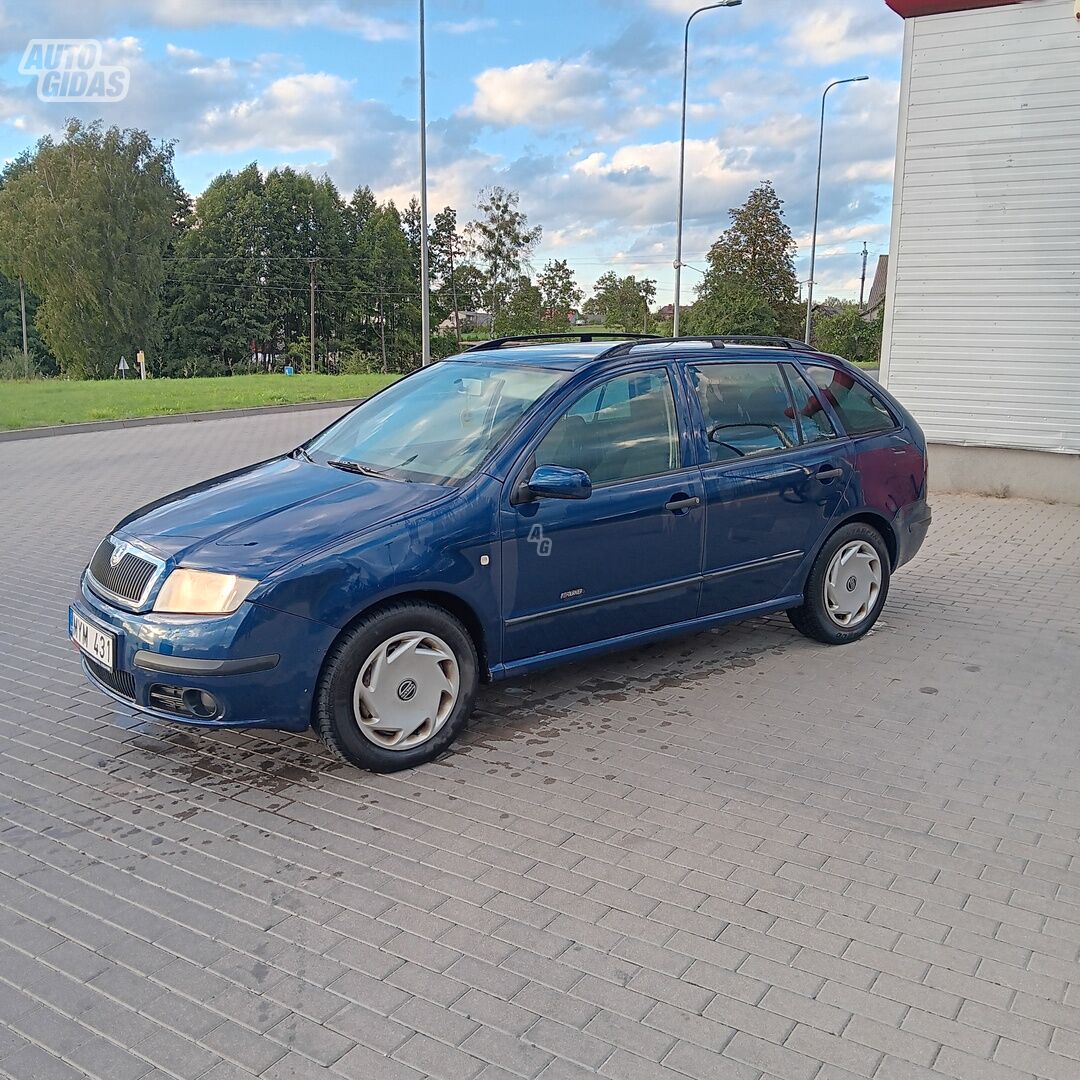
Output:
(0, 0), (905, 302)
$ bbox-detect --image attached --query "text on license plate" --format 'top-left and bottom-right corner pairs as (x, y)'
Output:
(70, 608), (116, 672)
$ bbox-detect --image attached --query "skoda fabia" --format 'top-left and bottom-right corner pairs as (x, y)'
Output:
(71, 335), (931, 771)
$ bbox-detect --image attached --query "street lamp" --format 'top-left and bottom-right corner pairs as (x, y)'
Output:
(804, 75), (869, 345)
(673, 0), (742, 339)
(419, 0), (431, 365)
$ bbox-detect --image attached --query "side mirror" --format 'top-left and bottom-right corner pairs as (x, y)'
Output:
(526, 464), (592, 501)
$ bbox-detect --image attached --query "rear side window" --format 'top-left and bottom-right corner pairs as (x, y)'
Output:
(783, 365), (837, 445)
(804, 365), (896, 437)
(688, 363), (800, 462)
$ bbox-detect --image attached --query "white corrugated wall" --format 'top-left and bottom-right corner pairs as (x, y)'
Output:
(880, 0), (1080, 454)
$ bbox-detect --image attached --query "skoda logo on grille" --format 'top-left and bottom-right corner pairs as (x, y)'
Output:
(397, 679), (418, 702)
(109, 541), (129, 568)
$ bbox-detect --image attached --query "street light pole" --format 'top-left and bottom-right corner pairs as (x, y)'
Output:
(673, 0), (741, 339)
(419, 0), (432, 366)
(804, 75), (869, 345)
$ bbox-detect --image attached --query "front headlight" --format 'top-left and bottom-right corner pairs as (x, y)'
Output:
(153, 569), (258, 615)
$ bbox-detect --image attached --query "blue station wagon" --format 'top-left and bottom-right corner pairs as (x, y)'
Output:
(71, 335), (931, 771)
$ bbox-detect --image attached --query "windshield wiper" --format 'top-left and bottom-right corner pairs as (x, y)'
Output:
(292, 446), (314, 462)
(327, 459), (412, 482)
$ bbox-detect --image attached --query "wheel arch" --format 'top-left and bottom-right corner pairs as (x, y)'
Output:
(833, 510), (898, 569)
(313, 588), (492, 707)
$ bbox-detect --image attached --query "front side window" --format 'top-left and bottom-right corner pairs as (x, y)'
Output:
(535, 369), (680, 485)
(804, 365), (896, 437)
(308, 361), (565, 485)
(689, 363), (800, 462)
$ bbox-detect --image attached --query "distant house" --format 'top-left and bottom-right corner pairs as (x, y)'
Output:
(438, 310), (492, 332)
(862, 255), (888, 320)
(881, 0), (1080, 504)
(657, 304), (675, 321)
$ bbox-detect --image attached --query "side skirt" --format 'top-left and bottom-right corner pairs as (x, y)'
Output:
(489, 594), (803, 682)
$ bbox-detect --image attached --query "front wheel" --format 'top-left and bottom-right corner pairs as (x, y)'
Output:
(787, 523), (891, 645)
(315, 601), (478, 771)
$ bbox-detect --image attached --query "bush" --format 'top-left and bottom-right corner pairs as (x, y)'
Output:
(0, 345), (39, 379)
(151, 354), (230, 379)
(338, 350), (385, 375)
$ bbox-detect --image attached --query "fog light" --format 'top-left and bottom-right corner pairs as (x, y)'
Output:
(181, 689), (219, 719)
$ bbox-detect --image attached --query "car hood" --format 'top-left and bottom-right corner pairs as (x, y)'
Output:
(118, 456), (450, 578)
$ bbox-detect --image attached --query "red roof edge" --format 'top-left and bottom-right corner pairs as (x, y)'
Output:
(886, 0), (1022, 16)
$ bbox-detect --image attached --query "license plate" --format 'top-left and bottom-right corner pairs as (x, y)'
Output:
(70, 608), (116, 672)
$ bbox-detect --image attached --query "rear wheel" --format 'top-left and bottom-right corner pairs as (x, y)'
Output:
(315, 601), (478, 771)
(787, 523), (890, 645)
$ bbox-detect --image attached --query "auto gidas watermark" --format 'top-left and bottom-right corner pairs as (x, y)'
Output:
(19, 40), (130, 103)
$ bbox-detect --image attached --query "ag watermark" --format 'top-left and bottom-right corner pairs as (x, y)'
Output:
(526, 524), (552, 557)
(19, 40), (130, 103)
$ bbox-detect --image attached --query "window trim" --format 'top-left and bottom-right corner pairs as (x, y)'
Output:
(780, 363), (840, 448)
(797, 362), (901, 440)
(511, 364), (688, 499)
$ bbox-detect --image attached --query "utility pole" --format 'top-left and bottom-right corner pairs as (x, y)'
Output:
(378, 291), (388, 372)
(18, 275), (28, 378)
(308, 259), (317, 373)
(448, 232), (461, 352)
(419, 0), (432, 365)
(859, 242), (869, 309)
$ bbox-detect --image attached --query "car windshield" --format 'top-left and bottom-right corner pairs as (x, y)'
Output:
(306, 360), (567, 485)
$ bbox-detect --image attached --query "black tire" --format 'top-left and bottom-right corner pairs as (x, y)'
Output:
(314, 601), (478, 772)
(787, 522), (891, 645)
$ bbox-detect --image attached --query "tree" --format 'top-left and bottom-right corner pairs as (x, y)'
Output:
(429, 206), (462, 339)
(262, 168), (350, 370)
(0, 119), (184, 378)
(465, 187), (541, 318)
(492, 275), (543, 338)
(683, 276), (779, 337)
(537, 259), (583, 329)
(812, 301), (883, 364)
(356, 201), (420, 371)
(692, 180), (801, 338)
(592, 272), (656, 332)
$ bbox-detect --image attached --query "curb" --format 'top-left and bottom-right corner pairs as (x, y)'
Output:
(0, 396), (365, 444)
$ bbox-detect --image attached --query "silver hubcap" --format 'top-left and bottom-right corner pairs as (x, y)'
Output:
(353, 631), (460, 750)
(824, 540), (882, 628)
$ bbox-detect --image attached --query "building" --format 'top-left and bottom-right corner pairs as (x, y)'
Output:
(438, 310), (492, 332)
(881, 0), (1080, 503)
(863, 255), (888, 320)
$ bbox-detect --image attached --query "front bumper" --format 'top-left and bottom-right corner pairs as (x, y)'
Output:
(72, 574), (338, 732)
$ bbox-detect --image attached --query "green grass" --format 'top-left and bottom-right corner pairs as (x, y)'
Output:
(0, 373), (401, 432)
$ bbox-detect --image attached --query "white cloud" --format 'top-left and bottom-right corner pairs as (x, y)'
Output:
(437, 18), (497, 35)
(782, 7), (901, 66)
(469, 59), (609, 130)
(0, 0), (411, 54)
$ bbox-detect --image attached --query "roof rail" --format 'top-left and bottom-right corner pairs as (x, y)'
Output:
(465, 332), (660, 352)
(599, 336), (730, 359)
(714, 336), (818, 352)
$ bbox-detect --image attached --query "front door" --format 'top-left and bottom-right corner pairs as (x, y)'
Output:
(500, 367), (704, 665)
(684, 360), (853, 615)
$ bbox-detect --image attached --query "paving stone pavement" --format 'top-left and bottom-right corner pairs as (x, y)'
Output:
(1, 407), (1079, 1080)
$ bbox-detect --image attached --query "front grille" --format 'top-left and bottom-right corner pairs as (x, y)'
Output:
(88, 537), (159, 605)
(87, 659), (137, 701)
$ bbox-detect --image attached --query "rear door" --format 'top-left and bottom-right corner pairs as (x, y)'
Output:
(684, 360), (854, 615)
(499, 365), (704, 664)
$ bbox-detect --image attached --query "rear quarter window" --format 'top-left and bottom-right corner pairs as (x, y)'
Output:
(804, 365), (896, 437)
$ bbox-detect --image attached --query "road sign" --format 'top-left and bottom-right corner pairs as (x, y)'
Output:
(118, 355), (128, 379)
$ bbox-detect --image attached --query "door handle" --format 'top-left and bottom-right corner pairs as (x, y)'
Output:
(815, 466), (844, 481)
(665, 495), (701, 512)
